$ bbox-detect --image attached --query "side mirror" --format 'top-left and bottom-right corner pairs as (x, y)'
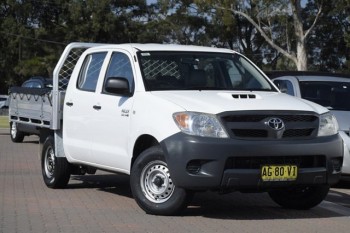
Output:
(104, 77), (132, 96)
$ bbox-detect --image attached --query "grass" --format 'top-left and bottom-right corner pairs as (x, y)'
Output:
(0, 116), (9, 128)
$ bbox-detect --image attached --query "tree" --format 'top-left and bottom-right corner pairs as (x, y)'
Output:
(138, 0), (211, 45)
(306, 1), (350, 72)
(343, 0), (350, 72)
(195, 0), (323, 71)
(194, 0), (272, 67)
(1, 0), (349, 95)
(0, 0), (40, 91)
(0, 0), (150, 93)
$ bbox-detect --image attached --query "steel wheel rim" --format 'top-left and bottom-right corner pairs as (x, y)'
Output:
(44, 146), (55, 179)
(140, 160), (175, 203)
(11, 122), (17, 138)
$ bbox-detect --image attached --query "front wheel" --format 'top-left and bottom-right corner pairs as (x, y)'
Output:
(41, 136), (71, 188)
(268, 185), (330, 210)
(10, 122), (25, 143)
(130, 146), (191, 215)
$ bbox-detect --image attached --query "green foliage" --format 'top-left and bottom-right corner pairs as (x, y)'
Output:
(0, 0), (150, 93)
(0, 0), (350, 94)
(14, 57), (49, 79)
(306, 1), (350, 72)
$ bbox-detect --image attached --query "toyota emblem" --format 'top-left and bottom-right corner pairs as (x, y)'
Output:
(267, 118), (285, 130)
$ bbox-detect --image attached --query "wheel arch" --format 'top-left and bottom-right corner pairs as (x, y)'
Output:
(131, 134), (159, 170)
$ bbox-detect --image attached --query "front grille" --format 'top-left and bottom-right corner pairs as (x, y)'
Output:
(232, 129), (267, 138)
(220, 111), (319, 140)
(225, 155), (326, 170)
(283, 128), (314, 138)
(222, 114), (317, 123)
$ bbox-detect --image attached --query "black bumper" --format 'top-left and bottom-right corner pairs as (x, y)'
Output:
(160, 133), (343, 191)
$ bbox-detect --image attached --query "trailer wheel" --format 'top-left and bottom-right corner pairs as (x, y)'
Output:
(10, 122), (25, 143)
(41, 136), (71, 188)
(130, 146), (191, 215)
(268, 185), (330, 209)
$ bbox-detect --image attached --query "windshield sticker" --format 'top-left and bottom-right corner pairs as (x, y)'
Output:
(141, 53), (151, 56)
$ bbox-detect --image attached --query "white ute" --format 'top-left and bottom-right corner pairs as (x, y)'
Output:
(9, 43), (343, 215)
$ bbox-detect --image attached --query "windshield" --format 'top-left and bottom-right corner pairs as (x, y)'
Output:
(138, 51), (275, 91)
(300, 81), (350, 111)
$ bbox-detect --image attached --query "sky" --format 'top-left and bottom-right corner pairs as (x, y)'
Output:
(146, 0), (157, 5)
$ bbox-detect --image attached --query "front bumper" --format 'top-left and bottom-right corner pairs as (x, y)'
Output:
(160, 133), (343, 191)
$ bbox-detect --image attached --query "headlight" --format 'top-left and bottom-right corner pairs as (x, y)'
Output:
(318, 113), (339, 137)
(173, 112), (228, 138)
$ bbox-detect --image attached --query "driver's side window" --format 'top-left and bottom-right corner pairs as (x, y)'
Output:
(104, 52), (134, 92)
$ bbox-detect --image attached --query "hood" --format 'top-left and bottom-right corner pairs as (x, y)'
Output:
(151, 91), (328, 115)
(331, 111), (350, 131)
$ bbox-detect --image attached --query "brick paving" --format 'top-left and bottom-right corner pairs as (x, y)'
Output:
(1, 128), (350, 233)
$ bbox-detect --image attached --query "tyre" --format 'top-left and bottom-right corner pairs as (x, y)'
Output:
(130, 146), (191, 215)
(268, 185), (330, 210)
(41, 136), (71, 188)
(10, 122), (25, 143)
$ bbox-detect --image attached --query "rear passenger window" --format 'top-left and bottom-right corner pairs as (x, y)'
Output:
(77, 52), (107, 92)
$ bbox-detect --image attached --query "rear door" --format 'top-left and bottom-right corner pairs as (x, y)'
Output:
(63, 52), (108, 162)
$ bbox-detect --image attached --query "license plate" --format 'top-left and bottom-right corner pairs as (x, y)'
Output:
(261, 165), (298, 181)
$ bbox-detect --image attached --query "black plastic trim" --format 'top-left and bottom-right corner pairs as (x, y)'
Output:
(160, 132), (343, 191)
(9, 87), (51, 96)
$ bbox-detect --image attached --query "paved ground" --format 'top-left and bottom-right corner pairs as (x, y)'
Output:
(1, 128), (350, 233)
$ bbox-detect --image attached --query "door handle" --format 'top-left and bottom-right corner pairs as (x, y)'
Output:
(93, 105), (101, 110)
(66, 102), (73, 107)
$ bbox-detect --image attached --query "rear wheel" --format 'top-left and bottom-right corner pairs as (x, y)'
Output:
(41, 136), (71, 188)
(268, 185), (330, 209)
(130, 146), (191, 215)
(10, 122), (25, 143)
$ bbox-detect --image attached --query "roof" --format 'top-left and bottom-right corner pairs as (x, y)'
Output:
(265, 71), (350, 82)
(133, 44), (235, 53)
(90, 43), (236, 54)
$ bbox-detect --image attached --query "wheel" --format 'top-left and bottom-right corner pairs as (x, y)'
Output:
(268, 185), (330, 210)
(130, 146), (191, 215)
(41, 136), (71, 188)
(10, 122), (25, 143)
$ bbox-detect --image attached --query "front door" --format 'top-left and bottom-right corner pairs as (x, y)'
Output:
(88, 51), (135, 172)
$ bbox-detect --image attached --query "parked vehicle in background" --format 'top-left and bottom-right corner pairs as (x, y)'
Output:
(0, 95), (9, 109)
(9, 77), (51, 142)
(21, 76), (52, 88)
(8, 43), (343, 215)
(266, 71), (350, 178)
